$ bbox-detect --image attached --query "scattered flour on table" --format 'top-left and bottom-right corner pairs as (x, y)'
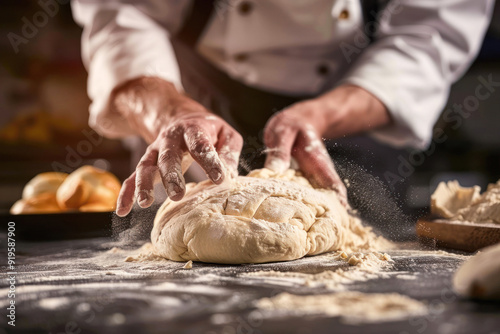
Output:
(257, 291), (427, 324)
(243, 251), (394, 289)
(391, 249), (470, 260)
(38, 297), (72, 310)
(105, 240), (463, 324)
(120, 243), (167, 262)
(394, 274), (418, 280)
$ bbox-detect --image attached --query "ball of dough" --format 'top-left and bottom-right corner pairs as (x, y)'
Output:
(152, 169), (385, 264)
(453, 243), (500, 300)
(56, 166), (121, 210)
(22, 172), (68, 200)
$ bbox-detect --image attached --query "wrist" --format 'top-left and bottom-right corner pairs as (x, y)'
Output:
(315, 84), (391, 138)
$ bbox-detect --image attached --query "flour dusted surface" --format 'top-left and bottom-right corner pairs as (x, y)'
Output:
(257, 291), (427, 323)
(243, 251), (394, 289)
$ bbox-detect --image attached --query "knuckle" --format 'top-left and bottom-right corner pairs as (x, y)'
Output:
(165, 124), (184, 139)
(272, 110), (291, 124)
(184, 119), (200, 127)
(223, 128), (243, 148)
(191, 128), (207, 142)
(123, 175), (135, 187)
(183, 124), (206, 142)
(136, 158), (154, 170)
(270, 149), (289, 161)
(220, 150), (239, 164)
(135, 180), (148, 191)
(269, 123), (297, 140)
(191, 141), (211, 155)
(266, 115), (281, 130)
(157, 149), (175, 166)
(232, 130), (244, 145)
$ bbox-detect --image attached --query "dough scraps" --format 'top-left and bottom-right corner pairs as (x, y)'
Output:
(431, 180), (500, 224)
(152, 168), (390, 264)
(454, 243), (500, 300)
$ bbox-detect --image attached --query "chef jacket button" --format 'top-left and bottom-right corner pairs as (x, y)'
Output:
(316, 64), (329, 76)
(339, 9), (350, 20)
(234, 53), (249, 62)
(238, 1), (253, 15)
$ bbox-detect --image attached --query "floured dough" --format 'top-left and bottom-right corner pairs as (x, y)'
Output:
(458, 181), (500, 224)
(454, 243), (500, 300)
(431, 180), (500, 224)
(431, 181), (480, 218)
(152, 168), (388, 264)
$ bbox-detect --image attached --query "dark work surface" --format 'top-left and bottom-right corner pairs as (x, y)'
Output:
(1, 235), (499, 334)
(0, 212), (115, 240)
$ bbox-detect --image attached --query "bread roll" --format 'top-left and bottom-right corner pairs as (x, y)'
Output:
(57, 166), (121, 210)
(11, 166), (121, 214)
(22, 172), (68, 200)
(78, 202), (116, 212)
(10, 193), (62, 214)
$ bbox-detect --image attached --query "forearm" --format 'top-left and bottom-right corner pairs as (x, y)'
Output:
(313, 85), (391, 139)
(109, 76), (207, 144)
(72, 0), (186, 139)
(337, 0), (493, 148)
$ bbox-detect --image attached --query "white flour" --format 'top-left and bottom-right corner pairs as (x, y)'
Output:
(243, 251), (394, 290)
(0, 238), (470, 326)
(257, 291), (427, 324)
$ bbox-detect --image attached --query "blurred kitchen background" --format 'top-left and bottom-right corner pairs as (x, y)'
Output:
(0, 0), (132, 214)
(0, 1), (499, 219)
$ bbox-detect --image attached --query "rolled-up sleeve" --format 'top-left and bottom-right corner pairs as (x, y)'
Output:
(71, 0), (190, 138)
(342, 0), (494, 149)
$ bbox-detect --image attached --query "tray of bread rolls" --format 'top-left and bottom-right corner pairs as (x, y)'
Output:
(1, 165), (124, 240)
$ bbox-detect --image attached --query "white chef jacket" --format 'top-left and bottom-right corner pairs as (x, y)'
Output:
(71, 0), (494, 149)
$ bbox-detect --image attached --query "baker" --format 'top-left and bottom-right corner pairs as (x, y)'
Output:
(71, 0), (493, 217)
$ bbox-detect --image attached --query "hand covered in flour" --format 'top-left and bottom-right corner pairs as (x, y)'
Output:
(111, 77), (243, 217)
(264, 110), (348, 207)
(264, 85), (391, 207)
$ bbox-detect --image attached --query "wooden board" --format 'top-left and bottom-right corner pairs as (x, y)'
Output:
(416, 217), (500, 252)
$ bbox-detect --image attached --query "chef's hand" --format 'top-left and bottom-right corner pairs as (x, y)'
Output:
(111, 77), (243, 217)
(264, 84), (391, 207)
